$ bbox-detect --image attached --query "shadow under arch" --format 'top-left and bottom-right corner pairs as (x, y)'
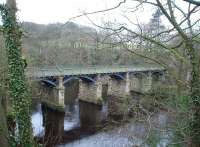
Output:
(109, 73), (126, 80)
(41, 79), (57, 87)
(63, 75), (96, 85)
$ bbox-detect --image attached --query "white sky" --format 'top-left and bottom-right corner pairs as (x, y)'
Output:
(0, 0), (198, 30)
(17, 0), (116, 24)
(0, 0), (154, 26)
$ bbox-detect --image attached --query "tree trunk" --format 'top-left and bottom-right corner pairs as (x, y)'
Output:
(187, 41), (200, 146)
(190, 59), (200, 146)
(0, 99), (9, 147)
(177, 60), (184, 97)
(0, 0), (33, 146)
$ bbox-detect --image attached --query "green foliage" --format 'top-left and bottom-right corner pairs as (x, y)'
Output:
(164, 95), (193, 146)
(0, 4), (33, 146)
(146, 130), (161, 147)
(151, 85), (177, 99)
(175, 96), (191, 113)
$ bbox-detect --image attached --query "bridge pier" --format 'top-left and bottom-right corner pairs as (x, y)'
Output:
(130, 73), (142, 92)
(107, 72), (131, 118)
(152, 71), (166, 90)
(108, 72), (130, 97)
(58, 76), (65, 106)
(129, 72), (153, 93)
(40, 76), (65, 111)
(141, 72), (153, 93)
(78, 75), (106, 127)
(78, 75), (103, 105)
(64, 79), (79, 113)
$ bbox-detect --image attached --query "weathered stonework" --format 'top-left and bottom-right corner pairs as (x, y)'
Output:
(107, 73), (131, 117)
(40, 76), (65, 111)
(151, 72), (166, 91)
(64, 79), (79, 105)
(129, 72), (153, 93)
(38, 70), (165, 114)
(141, 72), (153, 93)
(129, 73), (142, 92)
(58, 76), (65, 106)
(41, 86), (58, 104)
(107, 73), (130, 97)
(78, 75), (103, 105)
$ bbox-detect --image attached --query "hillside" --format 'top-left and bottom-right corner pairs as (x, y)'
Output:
(21, 22), (140, 67)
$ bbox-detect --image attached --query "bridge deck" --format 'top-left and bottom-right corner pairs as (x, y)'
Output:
(26, 65), (165, 78)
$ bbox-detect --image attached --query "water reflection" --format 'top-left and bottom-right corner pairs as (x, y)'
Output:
(58, 132), (136, 147)
(31, 100), (171, 147)
(42, 105), (64, 146)
(64, 103), (80, 131)
(58, 112), (171, 147)
(31, 103), (44, 137)
(79, 100), (106, 129)
(31, 99), (106, 146)
(31, 102), (80, 136)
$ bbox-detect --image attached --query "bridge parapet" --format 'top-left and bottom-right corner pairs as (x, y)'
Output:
(26, 65), (165, 78)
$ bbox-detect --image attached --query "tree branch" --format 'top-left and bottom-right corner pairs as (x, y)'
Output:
(183, 0), (200, 6)
(64, 0), (127, 25)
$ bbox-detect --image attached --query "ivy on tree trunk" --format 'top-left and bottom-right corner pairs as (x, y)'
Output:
(188, 41), (200, 145)
(0, 3), (33, 146)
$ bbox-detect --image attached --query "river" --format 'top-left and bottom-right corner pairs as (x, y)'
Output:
(31, 99), (171, 147)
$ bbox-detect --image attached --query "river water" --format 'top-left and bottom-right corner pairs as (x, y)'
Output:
(31, 103), (80, 137)
(31, 100), (171, 147)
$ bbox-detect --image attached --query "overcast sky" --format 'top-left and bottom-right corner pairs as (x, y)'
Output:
(0, 0), (120, 24)
(1, 0), (197, 30)
(0, 0), (155, 26)
(17, 0), (117, 24)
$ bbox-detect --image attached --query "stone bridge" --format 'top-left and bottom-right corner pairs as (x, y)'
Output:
(27, 65), (166, 109)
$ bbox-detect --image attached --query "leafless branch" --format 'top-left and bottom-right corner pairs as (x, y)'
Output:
(64, 0), (127, 25)
(183, 0), (200, 6)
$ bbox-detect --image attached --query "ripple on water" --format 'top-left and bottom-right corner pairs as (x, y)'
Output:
(64, 104), (80, 131)
(57, 132), (143, 147)
(31, 103), (80, 136)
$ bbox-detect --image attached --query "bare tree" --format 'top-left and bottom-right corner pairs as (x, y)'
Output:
(73, 0), (200, 145)
(183, 0), (200, 6)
